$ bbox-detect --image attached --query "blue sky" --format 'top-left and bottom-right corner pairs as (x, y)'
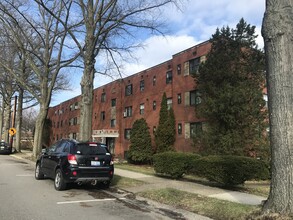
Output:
(50, 0), (265, 106)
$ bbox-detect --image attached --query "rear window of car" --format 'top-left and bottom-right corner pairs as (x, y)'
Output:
(72, 143), (109, 155)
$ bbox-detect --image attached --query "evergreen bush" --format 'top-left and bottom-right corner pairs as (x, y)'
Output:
(127, 118), (153, 164)
(191, 155), (270, 186)
(153, 151), (201, 179)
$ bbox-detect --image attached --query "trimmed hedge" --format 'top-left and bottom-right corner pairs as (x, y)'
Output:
(153, 151), (201, 179)
(190, 155), (270, 186)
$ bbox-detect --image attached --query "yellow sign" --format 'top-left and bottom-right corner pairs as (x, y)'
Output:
(9, 128), (16, 136)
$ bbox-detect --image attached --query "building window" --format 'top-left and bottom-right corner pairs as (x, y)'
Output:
(178, 123), (182, 135)
(153, 76), (156, 86)
(110, 119), (116, 127)
(190, 122), (202, 138)
(190, 90), (201, 106)
(111, 98), (116, 107)
(166, 71), (172, 84)
(101, 93), (106, 102)
(140, 104), (145, 115)
(101, 111), (105, 121)
(72, 133), (77, 140)
(124, 106), (132, 117)
(177, 64), (181, 75)
(125, 84), (133, 96)
(74, 102), (79, 110)
(189, 57), (200, 75)
(124, 129), (131, 140)
(153, 101), (156, 110)
(60, 120), (63, 127)
(263, 94), (268, 108)
(177, 93), (182, 104)
(167, 98), (172, 110)
(73, 117), (77, 125)
(140, 80), (145, 91)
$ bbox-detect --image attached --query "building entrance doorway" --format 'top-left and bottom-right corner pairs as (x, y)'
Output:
(106, 137), (115, 154)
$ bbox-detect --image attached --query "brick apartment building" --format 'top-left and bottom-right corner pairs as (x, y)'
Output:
(47, 41), (211, 159)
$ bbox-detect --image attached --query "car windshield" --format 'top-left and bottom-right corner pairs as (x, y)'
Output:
(73, 143), (109, 155)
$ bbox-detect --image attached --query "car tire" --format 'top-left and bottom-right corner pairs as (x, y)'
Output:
(54, 169), (67, 191)
(35, 163), (44, 180)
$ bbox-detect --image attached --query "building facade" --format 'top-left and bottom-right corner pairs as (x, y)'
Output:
(47, 41), (211, 159)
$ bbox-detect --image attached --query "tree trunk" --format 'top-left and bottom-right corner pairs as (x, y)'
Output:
(79, 61), (94, 141)
(3, 100), (11, 143)
(0, 99), (3, 140)
(15, 88), (23, 152)
(262, 0), (293, 215)
(32, 105), (47, 158)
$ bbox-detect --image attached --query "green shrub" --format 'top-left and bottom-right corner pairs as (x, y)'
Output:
(153, 152), (201, 179)
(128, 118), (153, 164)
(191, 155), (269, 186)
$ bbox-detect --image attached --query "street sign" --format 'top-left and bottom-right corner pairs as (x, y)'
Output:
(9, 128), (16, 136)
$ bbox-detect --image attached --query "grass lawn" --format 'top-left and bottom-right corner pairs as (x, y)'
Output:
(114, 162), (270, 219)
(138, 188), (259, 220)
(115, 162), (270, 197)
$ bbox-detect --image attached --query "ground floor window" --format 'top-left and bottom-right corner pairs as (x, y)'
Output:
(190, 122), (202, 138)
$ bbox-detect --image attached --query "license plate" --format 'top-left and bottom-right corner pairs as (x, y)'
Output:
(91, 161), (100, 166)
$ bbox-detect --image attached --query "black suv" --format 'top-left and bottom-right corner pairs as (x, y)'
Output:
(35, 139), (114, 191)
(0, 141), (11, 154)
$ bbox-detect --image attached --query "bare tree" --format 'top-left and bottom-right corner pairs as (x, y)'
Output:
(0, 0), (78, 157)
(36, 0), (180, 141)
(262, 0), (293, 217)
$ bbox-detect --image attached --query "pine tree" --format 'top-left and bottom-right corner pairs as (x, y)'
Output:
(155, 93), (176, 153)
(128, 118), (153, 164)
(197, 18), (268, 157)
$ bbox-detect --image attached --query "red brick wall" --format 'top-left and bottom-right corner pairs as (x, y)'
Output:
(47, 41), (212, 158)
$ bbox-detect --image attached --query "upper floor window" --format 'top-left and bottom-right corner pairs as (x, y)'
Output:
(101, 93), (106, 102)
(153, 101), (156, 110)
(73, 117), (78, 125)
(124, 106), (132, 117)
(124, 129), (131, 140)
(101, 111), (105, 121)
(111, 98), (116, 107)
(189, 57), (200, 75)
(153, 76), (156, 86)
(190, 90), (202, 106)
(110, 119), (116, 127)
(177, 93), (182, 104)
(166, 71), (172, 84)
(177, 64), (181, 75)
(167, 98), (173, 110)
(140, 104), (145, 115)
(140, 80), (145, 91)
(125, 84), (133, 96)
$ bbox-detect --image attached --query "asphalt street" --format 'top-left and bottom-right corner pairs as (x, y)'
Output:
(0, 154), (209, 220)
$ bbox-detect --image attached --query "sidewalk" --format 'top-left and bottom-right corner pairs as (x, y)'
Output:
(11, 150), (267, 206)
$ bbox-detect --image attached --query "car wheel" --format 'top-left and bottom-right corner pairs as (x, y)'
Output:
(35, 163), (44, 180)
(54, 169), (66, 191)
